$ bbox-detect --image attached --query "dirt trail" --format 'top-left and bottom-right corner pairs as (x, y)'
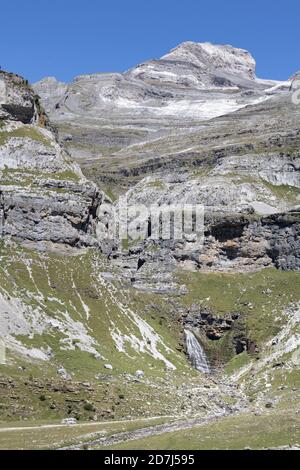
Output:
(0, 415), (172, 434)
(61, 411), (235, 450)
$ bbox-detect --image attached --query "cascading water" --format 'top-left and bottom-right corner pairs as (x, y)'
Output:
(184, 329), (210, 374)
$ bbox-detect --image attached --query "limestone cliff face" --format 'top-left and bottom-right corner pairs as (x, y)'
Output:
(0, 71), (110, 248)
(290, 71), (300, 89)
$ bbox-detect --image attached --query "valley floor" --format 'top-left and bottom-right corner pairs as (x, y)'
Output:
(0, 416), (169, 450)
(1, 403), (299, 450)
(96, 407), (300, 451)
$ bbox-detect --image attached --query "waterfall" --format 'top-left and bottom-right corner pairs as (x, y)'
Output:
(184, 329), (210, 374)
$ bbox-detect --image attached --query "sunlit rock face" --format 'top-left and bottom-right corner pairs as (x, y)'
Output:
(139, 41), (257, 84)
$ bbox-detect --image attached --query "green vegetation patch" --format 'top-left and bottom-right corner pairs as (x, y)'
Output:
(0, 126), (53, 147)
(263, 180), (300, 204)
(145, 180), (167, 190)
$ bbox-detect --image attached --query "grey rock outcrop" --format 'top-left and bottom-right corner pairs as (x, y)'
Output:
(0, 71), (46, 124)
(33, 76), (68, 113)
(137, 41), (257, 84)
(0, 71), (110, 248)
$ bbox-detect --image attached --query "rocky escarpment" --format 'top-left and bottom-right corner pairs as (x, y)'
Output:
(182, 308), (240, 341)
(32, 43), (300, 279)
(0, 71), (185, 385)
(0, 180), (102, 247)
(202, 210), (300, 271)
(0, 71), (110, 249)
(115, 153), (299, 277)
(0, 71), (47, 125)
(106, 209), (300, 293)
(290, 71), (300, 89)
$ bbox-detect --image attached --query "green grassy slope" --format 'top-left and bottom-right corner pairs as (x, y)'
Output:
(0, 241), (202, 423)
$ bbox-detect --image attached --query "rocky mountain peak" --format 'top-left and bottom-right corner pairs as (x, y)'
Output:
(160, 41), (257, 80)
(126, 41), (257, 89)
(34, 41), (291, 173)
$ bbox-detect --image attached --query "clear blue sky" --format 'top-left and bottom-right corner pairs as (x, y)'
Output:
(1, 0), (299, 83)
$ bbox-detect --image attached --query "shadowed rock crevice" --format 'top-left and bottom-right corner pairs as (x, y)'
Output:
(1, 104), (35, 124)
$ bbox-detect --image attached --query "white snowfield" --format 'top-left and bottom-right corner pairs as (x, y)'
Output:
(100, 95), (271, 121)
(151, 95), (271, 120)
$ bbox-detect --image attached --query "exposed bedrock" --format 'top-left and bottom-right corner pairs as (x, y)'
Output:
(201, 210), (300, 271)
(0, 184), (105, 247)
(110, 209), (300, 278)
(0, 71), (112, 250)
(0, 71), (47, 125)
(33, 41), (292, 171)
